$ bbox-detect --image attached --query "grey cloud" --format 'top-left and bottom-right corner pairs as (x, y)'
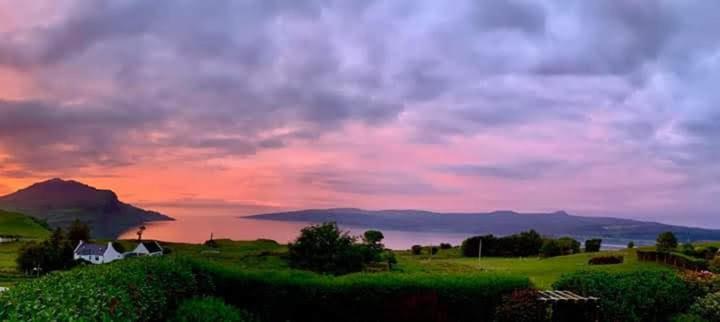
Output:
(297, 168), (450, 196)
(436, 160), (569, 180)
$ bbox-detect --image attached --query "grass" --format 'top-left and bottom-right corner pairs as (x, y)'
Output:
(0, 210), (50, 239)
(394, 247), (665, 289)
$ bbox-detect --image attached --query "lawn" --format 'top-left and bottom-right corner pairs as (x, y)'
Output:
(394, 247), (664, 289)
(147, 239), (666, 289)
(0, 242), (32, 287)
(0, 210), (51, 239)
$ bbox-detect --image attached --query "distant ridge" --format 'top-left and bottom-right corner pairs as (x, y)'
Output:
(248, 208), (720, 242)
(0, 178), (173, 238)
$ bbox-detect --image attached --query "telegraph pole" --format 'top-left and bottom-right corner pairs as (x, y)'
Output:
(478, 239), (483, 264)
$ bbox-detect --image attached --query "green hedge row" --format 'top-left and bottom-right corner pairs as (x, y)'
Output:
(637, 250), (708, 271)
(186, 259), (530, 322)
(554, 269), (691, 322)
(0, 258), (198, 321)
(171, 297), (257, 322)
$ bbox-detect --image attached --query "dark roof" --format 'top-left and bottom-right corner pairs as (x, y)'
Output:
(75, 243), (107, 256)
(141, 241), (162, 253)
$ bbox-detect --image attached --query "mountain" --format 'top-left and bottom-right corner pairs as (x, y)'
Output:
(0, 178), (173, 238)
(248, 208), (720, 242)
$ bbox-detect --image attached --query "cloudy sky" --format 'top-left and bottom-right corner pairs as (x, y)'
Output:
(1, 0), (719, 226)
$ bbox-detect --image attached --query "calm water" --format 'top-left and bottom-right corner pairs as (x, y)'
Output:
(119, 216), (473, 250)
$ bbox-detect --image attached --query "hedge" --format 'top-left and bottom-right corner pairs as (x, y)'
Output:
(171, 297), (257, 322)
(553, 269), (691, 322)
(637, 250), (708, 271)
(186, 258), (530, 322)
(0, 258), (198, 321)
(588, 255), (624, 265)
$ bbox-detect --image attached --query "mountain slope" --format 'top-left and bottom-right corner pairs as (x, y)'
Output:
(0, 209), (51, 239)
(248, 208), (720, 242)
(0, 179), (173, 238)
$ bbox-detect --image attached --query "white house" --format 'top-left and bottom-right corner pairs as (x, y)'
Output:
(132, 241), (163, 256)
(73, 241), (124, 264)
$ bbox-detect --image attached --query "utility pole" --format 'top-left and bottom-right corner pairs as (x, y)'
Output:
(478, 239), (483, 264)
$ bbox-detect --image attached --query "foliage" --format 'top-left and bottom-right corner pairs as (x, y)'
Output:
(16, 228), (75, 274)
(680, 271), (720, 300)
(439, 243), (453, 249)
(670, 313), (709, 322)
(204, 239), (219, 248)
(461, 230), (543, 258)
(690, 291), (720, 322)
(539, 238), (580, 258)
(628, 241), (635, 249)
(381, 250), (397, 269)
(710, 256), (720, 273)
(112, 241), (126, 253)
(495, 289), (545, 322)
(636, 250), (709, 271)
(411, 245), (423, 255)
(584, 239), (602, 252)
(683, 245), (719, 260)
(0, 257), (198, 321)
(171, 297), (256, 322)
(553, 269), (691, 322)
(67, 219), (91, 247)
(657, 231), (679, 252)
(287, 222), (365, 275)
(430, 246), (439, 255)
(588, 255), (624, 265)
(186, 258), (530, 322)
(360, 230), (385, 262)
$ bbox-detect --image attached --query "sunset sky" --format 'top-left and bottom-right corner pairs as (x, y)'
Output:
(1, 1), (719, 226)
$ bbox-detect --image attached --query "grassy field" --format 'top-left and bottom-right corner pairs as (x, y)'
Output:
(151, 239), (665, 289)
(0, 210), (50, 239)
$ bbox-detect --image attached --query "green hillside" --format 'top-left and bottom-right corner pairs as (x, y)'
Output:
(0, 209), (51, 239)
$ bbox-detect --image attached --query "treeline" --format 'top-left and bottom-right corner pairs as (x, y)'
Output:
(460, 230), (593, 258)
(17, 219), (91, 275)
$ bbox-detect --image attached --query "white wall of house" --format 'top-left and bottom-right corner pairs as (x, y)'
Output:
(133, 242), (162, 256)
(102, 242), (123, 263)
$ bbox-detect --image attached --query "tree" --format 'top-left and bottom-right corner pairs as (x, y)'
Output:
(17, 228), (75, 275)
(287, 222), (364, 275)
(585, 239), (602, 252)
(67, 219), (91, 247)
(361, 230), (385, 262)
(411, 245), (423, 255)
(557, 237), (581, 255)
(656, 231), (678, 252)
(627, 241), (635, 249)
(540, 239), (562, 258)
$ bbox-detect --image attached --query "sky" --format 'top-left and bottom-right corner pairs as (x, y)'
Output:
(0, 1), (719, 227)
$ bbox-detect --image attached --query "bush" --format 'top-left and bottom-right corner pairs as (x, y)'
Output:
(710, 256), (720, 273)
(17, 228), (75, 274)
(553, 269), (691, 322)
(0, 257), (198, 321)
(431, 246), (439, 255)
(588, 255), (624, 265)
(187, 259), (530, 322)
(171, 297), (256, 322)
(287, 222), (365, 275)
(461, 230), (543, 258)
(440, 243), (453, 249)
(539, 237), (580, 258)
(495, 289), (545, 322)
(691, 291), (720, 322)
(584, 239), (602, 252)
(411, 245), (423, 255)
(627, 241), (635, 249)
(671, 313), (709, 322)
(681, 271), (720, 299)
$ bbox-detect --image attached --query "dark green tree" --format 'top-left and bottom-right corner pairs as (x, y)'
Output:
(627, 241), (635, 249)
(287, 222), (364, 275)
(585, 239), (602, 252)
(656, 231), (678, 252)
(67, 219), (91, 247)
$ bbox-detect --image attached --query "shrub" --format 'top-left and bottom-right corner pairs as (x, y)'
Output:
(440, 243), (453, 249)
(588, 255), (624, 265)
(671, 313), (709, 322)
(287, 222), (365, 275)
(681, 271), (720, 299)
(627, 241), (635, 249)
(0, 257), (198, 321)
(710, 256), (720, 273)
(204, 239), (219, 248)
(171, 297), (256, 322)
(411, 245), (423, 255)
(657, 231), (679, 252)
(187, 259), (530, 322)
(584, 239), (602, 252)
(431, 246), (439, 255)
(495, 289), (545, 322)
(17, 228), (75, 274)
(553, 269), (691, 322)
(691, 291), (720, 322)
(539, 239), (562, 258)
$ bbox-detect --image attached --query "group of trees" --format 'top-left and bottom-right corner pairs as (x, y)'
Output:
(460, 231), (588, 258)
(287, 222), (393, 275)
(17, 219), (91, 275)
(460, 230), (544, 258)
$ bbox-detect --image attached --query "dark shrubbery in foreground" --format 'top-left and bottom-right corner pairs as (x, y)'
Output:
(554, 269), (691, 322)
(171, 297), (257, 322)
(495, 289), (544, 322)
(0, 258), (198, 321)
(588, 255), (624, 265)
(187, 259), (530, 322)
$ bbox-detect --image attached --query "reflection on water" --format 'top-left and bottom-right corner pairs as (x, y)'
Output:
(119, 216), (472, 250)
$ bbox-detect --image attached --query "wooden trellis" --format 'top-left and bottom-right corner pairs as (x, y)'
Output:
(538, 291), (600, 322)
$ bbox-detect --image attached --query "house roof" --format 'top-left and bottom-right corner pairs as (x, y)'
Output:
(75, 243), (107, 256)
(141, 241), (162, 253)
